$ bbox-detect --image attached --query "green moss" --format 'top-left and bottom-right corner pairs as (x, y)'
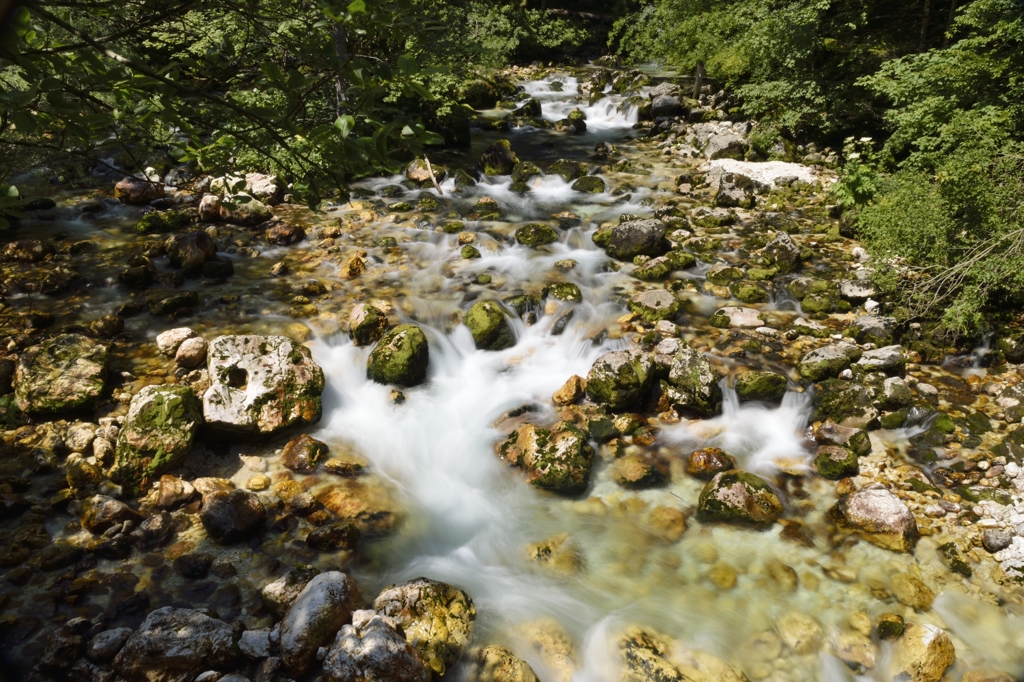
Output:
(442, 220), (466, 233)
(389, 201), (414, 212)
(135, 209), (191, 235)
(515, 223), (558, 247)
(633, 257), (673, 281)
(367, 324), (430, 387)
(571, 176), (606, 194)
(814, 446), (859, 479)
(464, 300), (514, 351)
(812, 380), (873, 423)
(696, 471), (783, 526)
(880, 410), (907, 429)
(732, 282), (769, 303)
(592, 225), (614, 248)
(547, 159), (588, 182)
(511, 162), (542, 183)
(735, 371), (787, 403)
(546, 283), (582, 302)
(461, 245), (481, 259)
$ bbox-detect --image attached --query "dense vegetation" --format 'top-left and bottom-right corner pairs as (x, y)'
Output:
(615, 0), (1024, 337)
(2, 0), (1023, 337)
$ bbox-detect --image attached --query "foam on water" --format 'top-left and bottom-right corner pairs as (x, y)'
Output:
(522, 76), (639, 130)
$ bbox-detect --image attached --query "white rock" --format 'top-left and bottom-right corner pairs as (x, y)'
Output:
(156, 328), (197, 356)
(198, 194), (221, 222)
(239, 629), (271, 659)
(705, 159), (818, 188)
(713, 306), (764, 328)
(916, 383), (938, 397)
(175, 337), (208, 369)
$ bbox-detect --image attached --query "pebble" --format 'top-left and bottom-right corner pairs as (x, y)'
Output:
(982, 529), (1013, 553)
(916, 383), (938, 397)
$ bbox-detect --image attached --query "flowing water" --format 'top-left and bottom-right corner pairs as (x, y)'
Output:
(3, 68), (1024, 681)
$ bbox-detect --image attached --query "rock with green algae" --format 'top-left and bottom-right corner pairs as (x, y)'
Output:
(697, 470), (783, 526)
(465, 300), (515, 351)
(467, 646), (539, 682)
(731, 281), (769, 303)
(547, 159), (588, 182)
(606, 219), (669, 261)
(512, 161), (542, 183)
(633, 256), (674, 281)
(135, 209), (191, 235)
(462, 244), (482, 259)
(515, 223), (559, 247)
(111, 385), (202, 496)
(618, 628), (686, 682)
(372, 578), (476, 676)
(498, 421), (593, 494)
(546, 282), (582, 302)
(147, 289), (200, 315)
(591, 224), (614, 248)
(735, 371), (788, 403)
(367, 324), (430, 387)
(480, 139), (519, 175)
(570, 176), (606, 194)
(219, 193), (273, 226)
(798, 343), (862, 381)
(586, 350), (656, 410)
(14, 334), (108, 414)
(662, 348), (722, 416)
(628, 289), (680, 322)
(203, 335), (325, 435)
(814, 445), (859, 479)
(348, 303), (389, 347)
(812, 379), (875, 426)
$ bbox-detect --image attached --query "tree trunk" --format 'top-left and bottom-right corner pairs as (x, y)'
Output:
(333, 23), (348, 115)
(919, 0), (931, 51)
(693, 60), (705, 100)
(943, 0), (958, 47)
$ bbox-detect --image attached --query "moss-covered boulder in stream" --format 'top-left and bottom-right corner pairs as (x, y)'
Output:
(812, 379), (876, 426)
(14, 334), (108, 414)
(629, 289), (680, 322)
(515, 223), (558, 247)
(480, 139), (519, 175)
(662, 348), (722, 416)
(735, 371), (788, 403)
(465, 300), (515, 351)
(571, 176), (605, 193)
(112, 385), (203, 496)
(547, 159), (588, 182)
(606, 219), (669, 261)
(814, 445), (859, 480)
(697, 471), (783, 526)
(367, 324), (430, 387)
(499, 421), (594, 494)
(512, 162), (542, 183)
(586, 350), (656, 410)
(136, 209), (191, 235)
(799, 343), (862, 381)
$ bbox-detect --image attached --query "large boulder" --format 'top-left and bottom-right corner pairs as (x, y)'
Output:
(114, 176), (164, 205)
(651, 94), (683, 118)
(832, 484), (919, 552)
(112, 385), (203, 496)
(113, 607), (236, 682)
(697, 471), (783, 526)
(892, 622), (956, 682)
(586, 350), (656, 410)
(166, 231), (217, 273)
(465, 301), (515, 351)
(262, 565), (320, 618)
(798, 343), (862, 381)
(735, 371), (788, 403)
(372, 578), (476, 676)
(629, 289), (680, 323)
(367, 324), (430, 387)
(480, 140), (519, 175)
(14, 334), (108, 414)
(498, 421), (594, 494)
(849, 315), (896, 345)
(200, 489), (266, 544)
(761, 232), (801, 274)
(281, 571), (363, 676)
(606, 219), (669, 261)
(245, 172), (283, 205)
(203, 335), (325, 435)
(219, 193), (273, 226)
(323, 612), (430, 682)
(855, 345), (906, 372)
(662, 348), (722, 416)
(704, 134), (748, 160)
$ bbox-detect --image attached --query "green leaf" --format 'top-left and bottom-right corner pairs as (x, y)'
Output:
(12, 111), (36, 135)
(335, 114), (355, 138)
(397, 54), (418, 75)
(348, 0), (366, 13)
(6, 185), (19, 199)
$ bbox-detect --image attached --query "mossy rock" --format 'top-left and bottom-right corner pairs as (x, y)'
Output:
(389, 201), (414, 212)
(511, 162), (542, 183)
(442, 220), (466, 233)
(464, 300), (515, 351)
(697, 471), (783, 526)
(13, 334), (108, 414)
(416, 196), (440, 212)
(705, 265), (744, 286)
(812, 379), (874, 424)
(663, 348), (722, 416)
(592, 225), (614, 248)
(503, 294), (542, 320)
(515, 223), (558, 247)
(880, 410), (907, 429)
(499, 422), (593, 494)
(450, 169), (477, 187)
(814, 445), (859, 480)
(546, 283), (582, 302)
(735, 371), (787, 403)
(732, 281), (769, 303)
(112, 385), (203, 496)
(367, 324), (430, 387)
(666, 250), (696, 269)
(633, 256), (674, 281)
(135, 209), (191, 235)
(547, 159), (588, 182)
(628, 289), (680, 323)
(571, 176), (606, 194)
(509, 181), (531, 194)
(480, 139), (519, 175)
(586, 350), (655, 410)
(462, 245), (481, 259)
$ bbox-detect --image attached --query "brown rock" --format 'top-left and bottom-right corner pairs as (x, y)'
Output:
(832, 484), (919, 552)
(612, 453), (668, 489)
(525, 534), (583, 574)
(892, 622), (955, 682)
(114, 176), (164, 205)
(282, 434), (329, 473)
(553, 375), (586, 406)
(647, 506), (687, 542)
(891, 573), (935, 611)
(315, 478), (399, 536)
(81, 495), (143, 534)
(685, 447), (736, 480)
(265, 221), (306, 246)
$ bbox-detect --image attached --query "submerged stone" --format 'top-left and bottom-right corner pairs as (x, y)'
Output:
(367, 324), (430, 387)
(832, 484), (919, 552)
(14, 334), (108, 414)
(468, 646), (539, 682)
(112, 385), (203, 496)
(465, 300), (515, 351)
